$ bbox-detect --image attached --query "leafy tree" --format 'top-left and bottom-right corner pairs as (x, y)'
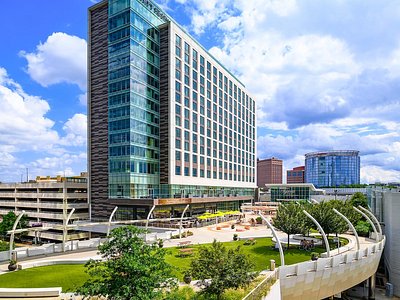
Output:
(349, 192), (368, 208)
(190, 240), (256, 299)
(78, 225), (176, 300)
(308, 201), (348, 237)
(273, 202), (304, 248)
(354, 220), (372, 237)
(0, 211), (28, 239)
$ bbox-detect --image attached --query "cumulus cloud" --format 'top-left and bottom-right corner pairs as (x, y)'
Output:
(61, 113), (87, 146)
(0, 67), (87, 182)
(20, 32), (87, 90)
(0, 67), (59, 151)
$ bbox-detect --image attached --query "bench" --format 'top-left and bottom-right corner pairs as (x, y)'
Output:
(0, 287), (61, 298)
(178, 241), (192, 248)
(178, 248), (194, 257)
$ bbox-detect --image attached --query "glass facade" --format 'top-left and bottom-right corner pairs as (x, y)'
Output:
(108, 0), (166, 199)
(305, 151), (360, 187)
(104, 0), (256, 202)
(270, 186), (311, 202)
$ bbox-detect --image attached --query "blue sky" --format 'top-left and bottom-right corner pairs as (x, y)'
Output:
(0, 0), (399, 183)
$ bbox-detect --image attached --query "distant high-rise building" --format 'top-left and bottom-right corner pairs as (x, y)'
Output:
(257, 157), (283, 187)
(305, 150), (360, 187)
(287, 166), (305, 184)
(88, 0), (257, 220)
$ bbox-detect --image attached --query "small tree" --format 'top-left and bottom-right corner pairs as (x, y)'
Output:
(190, 240), (256, 299)
(0, 211), (28, 240)
(349, 192), (368, 208)
(78, 225), (176, 300)
(273, 202), (304, 248)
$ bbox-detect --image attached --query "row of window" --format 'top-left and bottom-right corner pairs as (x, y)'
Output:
(109, 132), (159, 148)
(109, 118), (159, 136)
(109, 159), (159, 174)
(109, 92), (159, 113)
(175, 166), (255, 182)
(109, 145), (159, 159)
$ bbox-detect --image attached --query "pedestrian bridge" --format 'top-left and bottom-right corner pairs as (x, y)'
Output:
(277, 236), (385, 299)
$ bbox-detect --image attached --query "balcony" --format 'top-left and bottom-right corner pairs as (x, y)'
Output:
(0, 201), (88, 210)
(23, 212), (89, 220)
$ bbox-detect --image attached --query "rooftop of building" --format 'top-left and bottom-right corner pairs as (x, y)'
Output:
(305, 150), (360, 158)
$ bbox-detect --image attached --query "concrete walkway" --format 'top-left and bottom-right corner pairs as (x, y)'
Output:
(0, 216), (377, 276)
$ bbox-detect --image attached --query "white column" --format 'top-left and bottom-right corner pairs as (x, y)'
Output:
(358, 206), (383, 239)
(107, 206), (118, 237)
(333, 208), (360, 251)
(179, 204), (190, 239)
(9, 211), (25, 260)
(353, 207), (379, 241)
(62, 208), (75, 252)
(145, 205), (156, 242)
(303, 210), (331, 257)
(258, 212), (285, 266)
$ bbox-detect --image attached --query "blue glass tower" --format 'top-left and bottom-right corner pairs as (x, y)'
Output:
(305, 150), (360, 187)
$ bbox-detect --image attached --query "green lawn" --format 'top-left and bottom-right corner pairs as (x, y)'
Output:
(0, 264), (90, 292)
(0, 237), (347, 291)
(165, 237), (332, 280)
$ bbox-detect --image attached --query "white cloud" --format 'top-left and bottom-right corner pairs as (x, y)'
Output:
(20, 32), (87, 91)
(78, 93), (87, 106)
(0, 67), (59, 151)
(61, 113), (87, 147)
(361, 166), (400, 184)
(0, 67), (87, 182)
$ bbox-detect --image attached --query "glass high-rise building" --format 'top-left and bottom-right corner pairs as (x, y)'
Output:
(305, 150), (360, 188)
(88, 0), (256, 220)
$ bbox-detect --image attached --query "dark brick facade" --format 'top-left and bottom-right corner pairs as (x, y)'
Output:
(88, 1), (115, 220)
(159, 24), (170, 185)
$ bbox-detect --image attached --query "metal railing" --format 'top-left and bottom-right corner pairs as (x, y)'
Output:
(243, 270), (278, 300)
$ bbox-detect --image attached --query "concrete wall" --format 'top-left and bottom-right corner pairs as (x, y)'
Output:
(279, 237), (385, 300)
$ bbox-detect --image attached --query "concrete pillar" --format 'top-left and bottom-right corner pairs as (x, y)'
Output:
(270, 259), (275, 271)
(368, 274), (376, 299)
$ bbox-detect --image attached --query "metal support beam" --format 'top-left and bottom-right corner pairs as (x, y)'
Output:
(333, 208), (360, 251)
(353, 206), (379, 241)
(145, 205), (156, 242)
(303, 210), (331, 257)
(9, 211), (25, 260)
(107, 206), (118, 237)
(258, 212), (285, 266)
(358, 206), (382, 239)
(179, 204), (190, 239)
(62, 208), (75, 252)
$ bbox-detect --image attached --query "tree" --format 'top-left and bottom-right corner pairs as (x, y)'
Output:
(0, 211), (28, 240)
(190, 240), (257, 299)
(273, 202), (304, 248)
(349, 192), (368, 208)
(309, 201), (347, 237)
(78, 226), (176, 300)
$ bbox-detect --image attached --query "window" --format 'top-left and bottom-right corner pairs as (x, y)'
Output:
(175, 150), (181, 161)
(175, 166), (181, 175)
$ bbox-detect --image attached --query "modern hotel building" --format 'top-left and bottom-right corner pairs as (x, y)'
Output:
(88, 0), (256, 220)
(305, 150), (360, 188)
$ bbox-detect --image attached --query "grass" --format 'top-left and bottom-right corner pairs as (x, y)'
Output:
(165, 236), (343, 280)
(0, 264), (90, 292)
(0, 237), (348, 291)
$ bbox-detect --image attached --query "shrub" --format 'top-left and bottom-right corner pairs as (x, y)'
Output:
(256, 217), (262, 224)
(171, 231), (194, 239)
(183, 272), (192, 284)
(243, 239), (256, 246)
